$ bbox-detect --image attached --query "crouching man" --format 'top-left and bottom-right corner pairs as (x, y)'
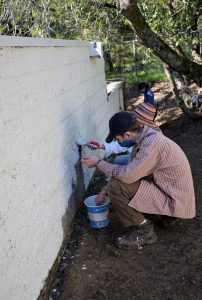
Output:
(81, 112), (195, 250)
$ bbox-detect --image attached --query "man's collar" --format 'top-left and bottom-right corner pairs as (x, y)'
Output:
(135, 125), (148, 144)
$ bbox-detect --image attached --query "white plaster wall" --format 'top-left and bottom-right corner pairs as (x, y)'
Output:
(107, 81), (124, 112)
(0, 36), (123, 300)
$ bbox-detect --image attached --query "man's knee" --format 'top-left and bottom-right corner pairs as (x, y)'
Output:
(107, 178), (141, 199)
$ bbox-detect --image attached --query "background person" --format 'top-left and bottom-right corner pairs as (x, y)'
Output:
(138, 82), (155, 106)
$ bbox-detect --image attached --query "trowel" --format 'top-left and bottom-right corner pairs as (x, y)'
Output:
(76, 137), (98, 150)
(76, 137), (88, 147)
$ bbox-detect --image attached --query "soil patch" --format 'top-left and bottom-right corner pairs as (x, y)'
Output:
(48, 81), (202, 300)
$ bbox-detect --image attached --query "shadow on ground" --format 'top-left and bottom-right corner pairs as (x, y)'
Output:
(48, 82), (202, 300)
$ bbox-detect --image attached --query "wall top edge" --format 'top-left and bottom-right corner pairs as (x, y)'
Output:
(0, 35), (89, 47)
(107, 80), (124, 95)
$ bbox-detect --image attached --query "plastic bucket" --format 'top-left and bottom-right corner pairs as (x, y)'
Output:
(84, 195), (110, 228)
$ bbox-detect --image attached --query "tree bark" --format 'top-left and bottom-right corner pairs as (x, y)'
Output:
(164, 66), (202, 118)
(104, 51), (114, 72)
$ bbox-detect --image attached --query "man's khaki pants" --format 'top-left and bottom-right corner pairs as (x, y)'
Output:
(107, 178), (145, 227)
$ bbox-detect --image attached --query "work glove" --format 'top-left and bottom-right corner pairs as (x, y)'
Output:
(86, 140), (104, 150)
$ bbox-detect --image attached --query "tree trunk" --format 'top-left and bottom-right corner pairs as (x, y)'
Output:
(104, 51), (114, 72)
(164, 66), (202, 119)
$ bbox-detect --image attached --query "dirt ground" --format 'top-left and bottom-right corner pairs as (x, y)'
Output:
(48, 82), (202, 300)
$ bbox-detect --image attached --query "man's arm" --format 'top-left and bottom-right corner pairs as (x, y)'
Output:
(97, 138), (159, 184)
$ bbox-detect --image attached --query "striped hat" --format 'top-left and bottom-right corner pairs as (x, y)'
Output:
(133, 103), (158, 128)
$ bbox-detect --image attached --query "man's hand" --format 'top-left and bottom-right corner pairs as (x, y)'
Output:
(95, 187), (107, 205)
(81, 156), (100, 168)
(86, 140), (104, 150)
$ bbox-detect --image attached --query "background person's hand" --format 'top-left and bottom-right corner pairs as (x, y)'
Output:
(81, 156), (100, 168)
(86, 140), (104, 150)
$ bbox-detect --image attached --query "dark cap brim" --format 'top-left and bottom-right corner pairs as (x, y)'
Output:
(105, 132), (114, 143)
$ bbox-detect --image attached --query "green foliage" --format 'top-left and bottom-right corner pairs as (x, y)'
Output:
(1, 0), (200, 81)
(126, 70), (166, 84)
(138, 0), (200, 58)
(0, 0), (134, 73)
(106, 69), (166, 84)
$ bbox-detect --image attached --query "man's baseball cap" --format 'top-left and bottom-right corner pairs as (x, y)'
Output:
(106, 112), (134, 143)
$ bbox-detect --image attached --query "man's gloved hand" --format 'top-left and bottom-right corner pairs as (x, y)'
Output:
(86, 140), (104, 150)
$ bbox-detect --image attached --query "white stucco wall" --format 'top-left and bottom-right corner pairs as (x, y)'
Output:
(107, 80), (124, 110)
(0, 36), (123, 300)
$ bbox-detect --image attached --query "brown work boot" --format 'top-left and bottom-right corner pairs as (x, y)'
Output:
(115, 220), (157, 250)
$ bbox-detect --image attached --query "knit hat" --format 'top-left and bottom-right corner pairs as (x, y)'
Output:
(133, 103), (158, 128)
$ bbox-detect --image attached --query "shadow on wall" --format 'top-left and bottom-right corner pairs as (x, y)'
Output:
(61, 148), (85, 239)
(38, 124), (86, 300)
(60, 107), (87, 237)
(61, 114), (86, 246)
